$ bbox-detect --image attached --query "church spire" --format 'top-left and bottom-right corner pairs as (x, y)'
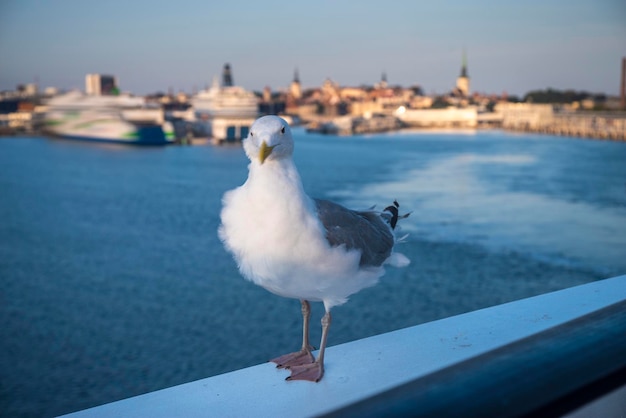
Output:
(460, 49), (468, 78)
(456, 49), (470, 97)
(290, 67), (302, 100)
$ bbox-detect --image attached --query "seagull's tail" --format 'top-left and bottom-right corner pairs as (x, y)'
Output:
(383, 200), (411, 230)
(383, 200), (411, 267)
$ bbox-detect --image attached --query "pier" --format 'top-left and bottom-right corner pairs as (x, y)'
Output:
(499, 103), (626, 141)
(62, 275), (626, 418)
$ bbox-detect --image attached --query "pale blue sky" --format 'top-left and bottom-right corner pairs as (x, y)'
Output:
(1, 0), (624, 96)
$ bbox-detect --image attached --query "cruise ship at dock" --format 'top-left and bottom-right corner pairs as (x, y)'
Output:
(191, 64), (259, 143)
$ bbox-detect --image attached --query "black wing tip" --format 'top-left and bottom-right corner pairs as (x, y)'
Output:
(384, 200), (400, 229)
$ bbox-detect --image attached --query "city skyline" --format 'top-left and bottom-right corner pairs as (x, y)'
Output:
(1, 0), (625, 96)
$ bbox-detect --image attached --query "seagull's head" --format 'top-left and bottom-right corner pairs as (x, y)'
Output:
(244, 115), (294, 165)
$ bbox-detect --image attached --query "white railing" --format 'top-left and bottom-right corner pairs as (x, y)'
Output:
(61, 275), (626, 418)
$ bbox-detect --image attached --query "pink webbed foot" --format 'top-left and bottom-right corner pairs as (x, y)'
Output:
(271, 348), (315, 369)
(286, 361), (324, 382)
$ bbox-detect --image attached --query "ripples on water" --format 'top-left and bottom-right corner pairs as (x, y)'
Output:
(1, 130), (625, 417)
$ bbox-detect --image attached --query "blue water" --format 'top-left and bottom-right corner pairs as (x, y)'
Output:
(1, 130), (625, 417)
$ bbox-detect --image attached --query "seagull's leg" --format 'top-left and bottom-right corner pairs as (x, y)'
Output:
(287, 311), (331, 382)
(271, 300), (315, 368)
(300, 300), (315, 352)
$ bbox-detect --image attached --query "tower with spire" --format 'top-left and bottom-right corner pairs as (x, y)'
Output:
(289, 68), (302, 100)
(378, 71), (388, 89)
(456, 50), (470, 97)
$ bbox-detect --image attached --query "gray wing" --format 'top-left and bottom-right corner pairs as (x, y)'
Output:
(314, 199), (394, 267)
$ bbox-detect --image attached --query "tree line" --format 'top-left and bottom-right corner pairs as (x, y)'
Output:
(523, 88), (606, 104)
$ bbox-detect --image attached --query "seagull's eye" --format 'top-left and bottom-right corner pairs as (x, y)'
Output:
(250, 131), (254, 137)
(280, 126), (285, 134)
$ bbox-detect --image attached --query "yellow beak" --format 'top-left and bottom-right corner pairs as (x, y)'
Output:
(259, 141), (275, 164)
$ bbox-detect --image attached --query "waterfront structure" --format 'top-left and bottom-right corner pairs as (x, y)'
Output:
(395, 106), (478, 129)
(0, 83), (51, 134)
(191, 64), (259, 143)
(0, 106), (35, 134)
(497, 103), (554, 131)
(0, 97), (38, 134)
(497, 102), (626, 140)
(85, 74), (118, 96)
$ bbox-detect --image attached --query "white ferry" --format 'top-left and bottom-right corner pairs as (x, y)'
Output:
(43, 91), (174, 145)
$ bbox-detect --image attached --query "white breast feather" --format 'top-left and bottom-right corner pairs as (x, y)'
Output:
(219, 160), (386, 308)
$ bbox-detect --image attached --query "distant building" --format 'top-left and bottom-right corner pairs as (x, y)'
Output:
(23, 83), (38, 96)
(395, 107), (478, 128)
(456, 50), (470, 97)
(262, 86), (272, 103)
(620, 57), (626, 110)
(290, 68), (302, 100)
(321, 79), (341, 104)
(85, 74), (118, 96)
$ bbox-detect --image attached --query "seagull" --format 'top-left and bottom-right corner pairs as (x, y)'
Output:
(219, 115), (409, 382)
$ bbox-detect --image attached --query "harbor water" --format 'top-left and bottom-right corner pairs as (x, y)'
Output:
(1, 129), (625, 417)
